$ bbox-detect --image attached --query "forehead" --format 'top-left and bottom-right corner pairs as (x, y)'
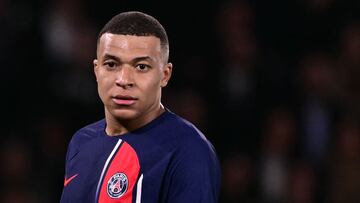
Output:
(98, 33), (162, 58)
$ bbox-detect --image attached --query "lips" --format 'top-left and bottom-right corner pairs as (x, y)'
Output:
(112, 95), (137, 105)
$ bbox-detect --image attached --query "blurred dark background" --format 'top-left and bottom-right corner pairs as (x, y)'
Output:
(1, 0), (360, 202)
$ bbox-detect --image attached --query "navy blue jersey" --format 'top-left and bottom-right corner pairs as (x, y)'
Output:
(60, 110), (221, 203)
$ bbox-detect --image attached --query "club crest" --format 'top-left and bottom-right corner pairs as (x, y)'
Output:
(107, 172), (128, 198)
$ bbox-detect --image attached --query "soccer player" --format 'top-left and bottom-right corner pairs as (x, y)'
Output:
(60, 11), (221, 203)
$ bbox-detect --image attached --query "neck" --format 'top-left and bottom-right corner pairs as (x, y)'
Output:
(105, 104), (165, 136)
(105, 119), (129, 136)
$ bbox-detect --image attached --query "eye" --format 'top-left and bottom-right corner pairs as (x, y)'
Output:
(104, 61), (117, 70)
(135, 64), (150, 72)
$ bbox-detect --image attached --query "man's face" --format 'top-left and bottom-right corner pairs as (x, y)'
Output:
(94, 33), (172, 123)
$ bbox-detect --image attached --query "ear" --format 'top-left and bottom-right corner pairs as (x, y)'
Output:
(93, 59), (99, 82)
(161, 63), (173, 87)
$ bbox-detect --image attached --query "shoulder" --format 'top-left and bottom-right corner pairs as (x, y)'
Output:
(72, 119), (105, 142)
(66, 119), (105, 156)
(160, 112), (221, 202)
(165, 111), (218, 163)
(168, 111), (214, 148)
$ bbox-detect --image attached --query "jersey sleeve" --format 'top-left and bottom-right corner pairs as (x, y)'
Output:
(162, 136), (221, 203)
(63, 132), (81, 174)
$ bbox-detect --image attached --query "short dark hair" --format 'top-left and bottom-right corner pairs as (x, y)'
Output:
(97, 11), (169, 61)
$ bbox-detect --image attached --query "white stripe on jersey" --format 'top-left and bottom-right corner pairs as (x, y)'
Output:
(95, 139), (122, 202)
(136, 174), (144, 203)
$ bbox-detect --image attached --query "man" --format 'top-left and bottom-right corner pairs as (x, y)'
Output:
(60, 11), (220, 203)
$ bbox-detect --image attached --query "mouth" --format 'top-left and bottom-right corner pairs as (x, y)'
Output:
(112, 95), (138, 106)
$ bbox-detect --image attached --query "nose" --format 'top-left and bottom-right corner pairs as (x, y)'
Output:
(115, 66), (134, 88)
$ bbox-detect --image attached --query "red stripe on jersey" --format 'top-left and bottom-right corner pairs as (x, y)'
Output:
(98, 141), (140, 203)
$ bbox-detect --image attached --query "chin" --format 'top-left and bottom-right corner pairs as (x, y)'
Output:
(111, 108), (139, 120)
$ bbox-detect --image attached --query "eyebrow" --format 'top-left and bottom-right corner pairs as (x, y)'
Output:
(103, 54), (120, 62)
(103, 53), (154, 63)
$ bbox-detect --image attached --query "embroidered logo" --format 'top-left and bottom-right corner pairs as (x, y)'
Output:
(107, 172), (128, 198)
(64, 174), (78, 187)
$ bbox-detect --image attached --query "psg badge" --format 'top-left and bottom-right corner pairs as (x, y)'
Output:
(107, 172), (128, 198)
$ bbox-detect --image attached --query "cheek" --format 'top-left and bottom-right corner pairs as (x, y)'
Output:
(143, 79), (162, 102)
(140, 74), (162, 91)
(98, 71), (114, 84)
(97, 76), (113, 95)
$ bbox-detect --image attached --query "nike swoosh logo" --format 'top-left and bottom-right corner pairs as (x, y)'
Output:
(64, 174), (78, 187)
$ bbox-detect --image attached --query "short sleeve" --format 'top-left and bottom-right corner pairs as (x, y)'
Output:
(162, 137), (221, 203)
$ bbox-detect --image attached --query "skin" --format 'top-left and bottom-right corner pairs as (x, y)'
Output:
(94, 33), (172, 136)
